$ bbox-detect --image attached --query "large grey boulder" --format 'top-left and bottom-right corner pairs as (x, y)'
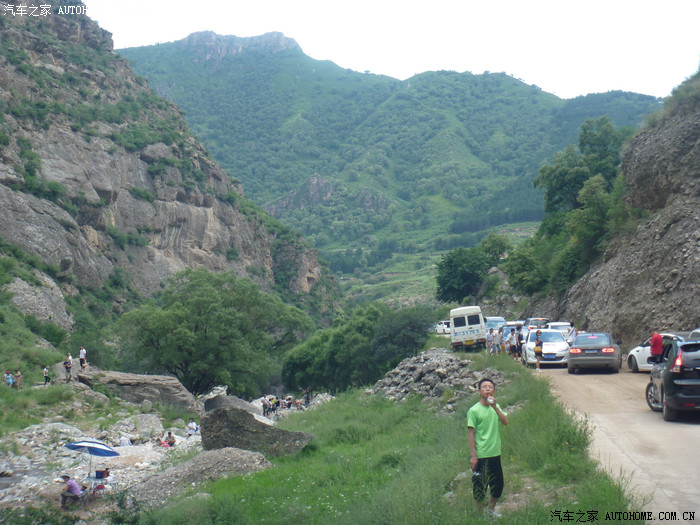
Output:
(204, 394), (261, 415)
(201, 406), (313, 456)
(78, 369), (200, 414)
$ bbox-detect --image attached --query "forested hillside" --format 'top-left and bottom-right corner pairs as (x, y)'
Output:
(120, 33), (661, 265)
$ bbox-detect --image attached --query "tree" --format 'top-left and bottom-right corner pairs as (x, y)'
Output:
(566, 175), (611, 264)
(119, 269), (313, 396)
(478, 233), (512, 267)
(435, 247), (490, 303)
(533, 145), (590, 213)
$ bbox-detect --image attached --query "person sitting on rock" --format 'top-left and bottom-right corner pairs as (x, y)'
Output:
(164, 431), (176, 447)
(59, 474), (83, 508)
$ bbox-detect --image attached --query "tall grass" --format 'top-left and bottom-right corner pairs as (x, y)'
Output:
(121, 354), (644, 524)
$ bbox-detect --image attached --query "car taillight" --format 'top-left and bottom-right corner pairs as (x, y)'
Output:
(570, 348), (581, 354)
(601, 347), (615, 353)
(670, 351), (683, 373)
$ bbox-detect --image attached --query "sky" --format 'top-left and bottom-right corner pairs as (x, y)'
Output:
(82, 0), (700, 100)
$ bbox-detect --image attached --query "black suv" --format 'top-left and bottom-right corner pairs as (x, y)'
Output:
(646, 339), (700, 421)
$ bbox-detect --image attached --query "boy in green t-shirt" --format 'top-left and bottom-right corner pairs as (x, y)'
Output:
(467, 378), (509, 516)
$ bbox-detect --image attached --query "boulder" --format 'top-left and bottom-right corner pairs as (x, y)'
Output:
(77, 369), (201, 414)
(127, 447), (272, 508)
(201, 406), (313, 456)
(111, 414), (164, 443)
(204, 394), (261, 415)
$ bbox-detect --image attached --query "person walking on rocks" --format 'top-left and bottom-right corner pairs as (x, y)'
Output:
(79, 346), (87, 371)
(468, 378), (509, 518)
(63, 354), (73, 383)
(43, 365), (51, 387)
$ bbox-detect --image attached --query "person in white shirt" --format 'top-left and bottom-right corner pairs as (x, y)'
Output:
(187, 418), (198, 437)
(79, 346), (87, 371)
(486, 329), (495, 354)
(566, 323), (577, 345)
(493, 328), (503, 354)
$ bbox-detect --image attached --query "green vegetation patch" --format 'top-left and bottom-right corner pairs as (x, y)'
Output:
(130, 354), (641, 524)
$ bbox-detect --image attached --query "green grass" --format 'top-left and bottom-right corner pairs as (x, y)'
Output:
(120, 354), (645, 524)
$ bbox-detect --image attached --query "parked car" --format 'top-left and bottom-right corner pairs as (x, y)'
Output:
(645, 340), (700, 421)
(485, 316), (507, 332)
(627, 333), (684, 372)
(687, 328), (700, 341)
(546, 322), (572, 337)
(567, 333), (622, 374)
(435, 320), (451, 335)
(526, 317), (550, 330)
(521, 329), (569, 367)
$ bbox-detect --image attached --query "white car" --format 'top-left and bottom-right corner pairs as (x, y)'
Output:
(626, 333), (684, 372)
(435, 320), (451, 336)
(546, 322), (572, 337)
(522, 329), (569, 366)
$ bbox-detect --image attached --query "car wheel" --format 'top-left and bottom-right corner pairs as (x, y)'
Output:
(567, 366), (575, 374)
(646, 382), (662, 412)
(662, 391), (678, 421)
(628, 356), (638, 373)
(612, 365), (620, 374)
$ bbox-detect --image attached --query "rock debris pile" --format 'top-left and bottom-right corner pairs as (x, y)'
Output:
(367, 348), (505, 402)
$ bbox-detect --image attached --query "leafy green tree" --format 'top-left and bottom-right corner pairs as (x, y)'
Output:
(435, 247), (489, 303)
(478, 233), (512, 267)
(281, 304), (431, 392)
(501, 240), (549, 295)
(533, 144), (590, 213)
(120, 268), (313, 396)
(566, 175), (611, 264)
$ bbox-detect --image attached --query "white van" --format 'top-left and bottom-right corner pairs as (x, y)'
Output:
(450, 305), (487, 351)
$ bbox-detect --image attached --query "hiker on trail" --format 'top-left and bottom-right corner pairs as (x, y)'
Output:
(64, 354), (73, 382)
(44, 365), (51, 387)
(79, 346), (87, 371)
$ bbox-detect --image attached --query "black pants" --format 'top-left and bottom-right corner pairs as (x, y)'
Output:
(472, 456), (504, 501)
(61, 491), (80, 507)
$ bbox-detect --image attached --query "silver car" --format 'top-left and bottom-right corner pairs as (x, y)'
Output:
(568, 333), (621, 374)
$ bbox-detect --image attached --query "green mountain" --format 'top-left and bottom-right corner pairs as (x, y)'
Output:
(119, 32), (661, 288)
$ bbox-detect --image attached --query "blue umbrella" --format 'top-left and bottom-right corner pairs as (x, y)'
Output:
(65, 440), (119, 475)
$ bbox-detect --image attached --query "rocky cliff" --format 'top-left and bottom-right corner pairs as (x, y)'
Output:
(0, 1), (330, 325)
(540, 73), (700, 345)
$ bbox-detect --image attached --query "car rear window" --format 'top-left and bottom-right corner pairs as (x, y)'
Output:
(574, 333), (610, 345)
(681, 343), (700, 353)
(528, 332), (564, 343)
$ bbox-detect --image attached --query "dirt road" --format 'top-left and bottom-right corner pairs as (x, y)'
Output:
(544, 367), (700, 522)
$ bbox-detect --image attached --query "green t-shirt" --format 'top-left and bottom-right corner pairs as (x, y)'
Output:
(467, 400), (506, 458)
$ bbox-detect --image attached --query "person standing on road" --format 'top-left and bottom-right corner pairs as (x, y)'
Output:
(650, 329), (664, 363)
(566, 322), (577, 345)
(468, 378), (509, 518)
(486, 329), (495, 355)
(494, 327), (503, 355)
(534, 330), (544, 373)
(515, 325), (525, 362)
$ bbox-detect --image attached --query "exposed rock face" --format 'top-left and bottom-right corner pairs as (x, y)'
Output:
(538, 84), (700, 346)
(77, 369), (201, 414)
(367, 348), (504, 403)
(0, 4), (330, 316)
(126, 447), (272, 508)
(5, 273), (72, 330)
(201, 406), (313, 456)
